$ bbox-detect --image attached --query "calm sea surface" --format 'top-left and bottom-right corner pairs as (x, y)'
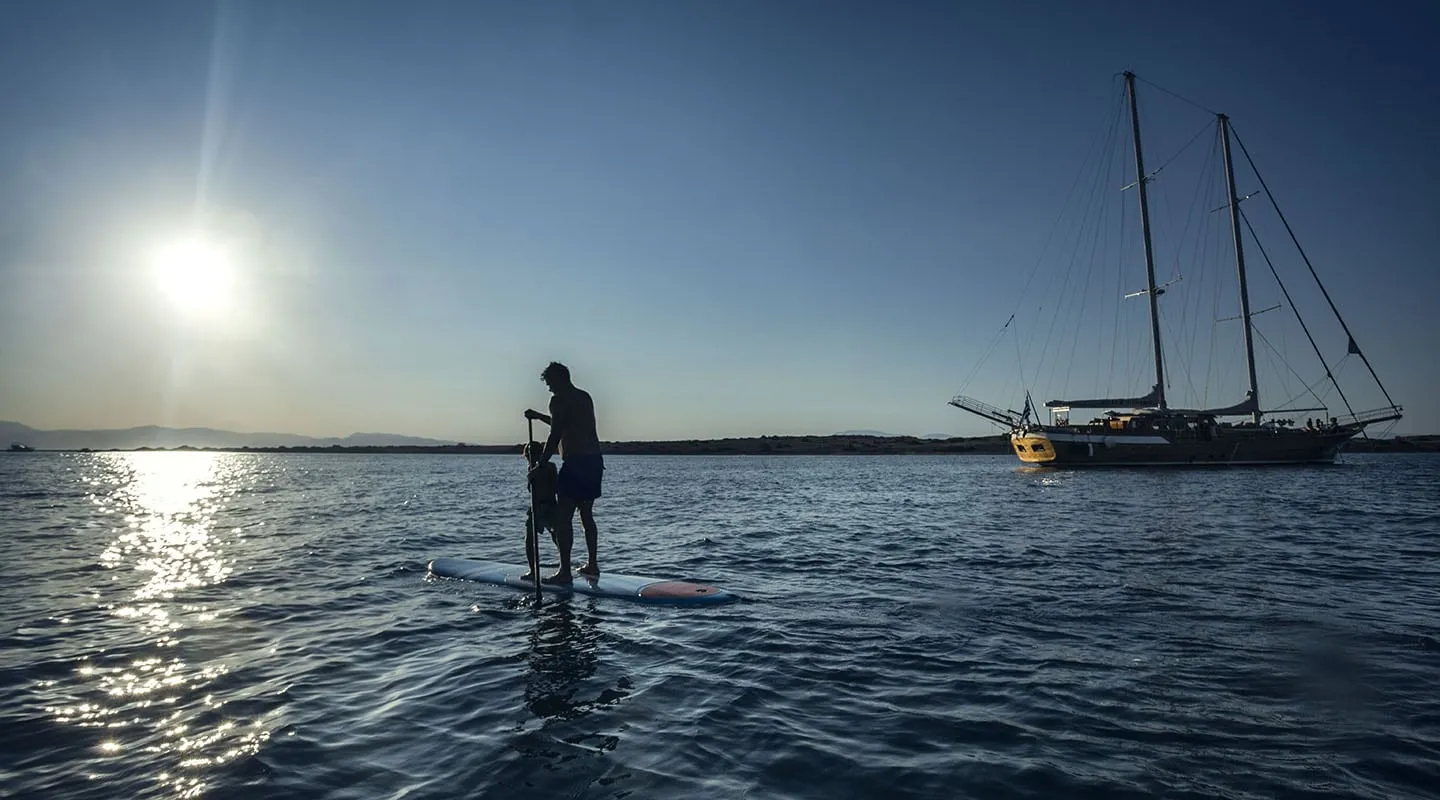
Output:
(1, 452), (1437, 799)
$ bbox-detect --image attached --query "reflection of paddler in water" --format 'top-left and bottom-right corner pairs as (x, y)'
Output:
(523, 602), (604, 720)
(505, 605), (635, 800)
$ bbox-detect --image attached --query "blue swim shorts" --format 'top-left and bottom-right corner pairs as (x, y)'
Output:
(557, 454), (604, 501)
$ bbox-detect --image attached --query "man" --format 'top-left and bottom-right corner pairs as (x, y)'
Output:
(524, 361), (604, 583)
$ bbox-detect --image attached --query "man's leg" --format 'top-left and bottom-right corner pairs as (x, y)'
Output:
(545, 496), (576, 583)
(576, 499), (599, 575)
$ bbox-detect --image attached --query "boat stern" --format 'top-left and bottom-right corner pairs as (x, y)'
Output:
(1010, 431), (1057, 463)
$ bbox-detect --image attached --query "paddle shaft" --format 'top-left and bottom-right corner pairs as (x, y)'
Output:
(528, 417), (542, 605)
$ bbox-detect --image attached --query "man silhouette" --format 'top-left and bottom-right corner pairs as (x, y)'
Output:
(524, 361), (604, 583)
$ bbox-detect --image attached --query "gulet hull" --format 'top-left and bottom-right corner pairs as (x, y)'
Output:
(1011, 426), (1355, 467)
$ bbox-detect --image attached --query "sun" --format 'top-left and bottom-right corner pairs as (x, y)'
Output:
(151, 237), (236, 314)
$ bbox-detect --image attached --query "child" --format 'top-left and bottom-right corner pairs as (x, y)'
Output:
(522, 440), (559, 582)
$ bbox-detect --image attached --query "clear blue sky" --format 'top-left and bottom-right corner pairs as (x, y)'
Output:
(2, 0), (1436, 442)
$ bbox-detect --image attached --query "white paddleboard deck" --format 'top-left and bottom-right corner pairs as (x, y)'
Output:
(428, 558), (739, 606)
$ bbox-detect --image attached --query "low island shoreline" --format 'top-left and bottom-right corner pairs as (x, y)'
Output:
(13, 433), (1439, 455)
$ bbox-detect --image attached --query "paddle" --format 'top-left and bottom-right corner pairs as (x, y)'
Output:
(527, 417), (542, 607)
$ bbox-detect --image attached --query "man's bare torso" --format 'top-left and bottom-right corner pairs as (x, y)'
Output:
(549, 386), (600, 459)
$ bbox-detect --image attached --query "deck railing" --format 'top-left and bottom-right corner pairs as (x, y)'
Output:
(948, 395), (1022, 428)
(1338, 406), (1405, 428)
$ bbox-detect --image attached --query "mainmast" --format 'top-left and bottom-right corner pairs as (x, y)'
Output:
(1124, 72), (1167, 411)
(1218, 113), (1262, 424)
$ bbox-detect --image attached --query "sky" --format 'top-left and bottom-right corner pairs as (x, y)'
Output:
(1, 0), (1436, 443)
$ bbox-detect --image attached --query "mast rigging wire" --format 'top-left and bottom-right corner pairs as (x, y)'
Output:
(1231, 128), (1399, 411)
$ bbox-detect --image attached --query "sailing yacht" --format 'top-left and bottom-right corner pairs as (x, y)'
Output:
(951, 72), (1402, 467)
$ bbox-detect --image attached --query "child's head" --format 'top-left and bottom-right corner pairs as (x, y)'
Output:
(523, 441), (543, 465)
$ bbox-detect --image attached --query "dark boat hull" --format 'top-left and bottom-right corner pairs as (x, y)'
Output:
(1010, 426), (1355, 467)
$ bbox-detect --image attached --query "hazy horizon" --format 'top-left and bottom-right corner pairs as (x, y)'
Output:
(1, 418), (975, 445)
(3, 1), (1436, 443)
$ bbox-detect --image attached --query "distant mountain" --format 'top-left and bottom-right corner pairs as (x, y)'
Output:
(834, 430), (958, 440)
(0, 421), (454, 451)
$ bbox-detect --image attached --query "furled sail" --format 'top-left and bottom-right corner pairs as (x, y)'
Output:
(1044, 384), (1161, 409)
(1192, 393), (1258, 417)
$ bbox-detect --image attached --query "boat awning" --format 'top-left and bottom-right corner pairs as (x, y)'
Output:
(1045, 384), (1160, 409)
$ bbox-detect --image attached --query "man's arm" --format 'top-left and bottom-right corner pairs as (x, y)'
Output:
(538, 396), (564, 462)
(524, 408), (552, 425)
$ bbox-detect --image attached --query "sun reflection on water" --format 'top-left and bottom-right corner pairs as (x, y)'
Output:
(45, 452), (274, 798)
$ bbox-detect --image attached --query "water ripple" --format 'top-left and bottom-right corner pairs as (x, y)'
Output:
(1, 452), (1438, 798)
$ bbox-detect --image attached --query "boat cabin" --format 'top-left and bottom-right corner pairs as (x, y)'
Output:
(1050, 407), (1223, 439)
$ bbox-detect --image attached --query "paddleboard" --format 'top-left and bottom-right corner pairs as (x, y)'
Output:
(427, 558), (739, 606)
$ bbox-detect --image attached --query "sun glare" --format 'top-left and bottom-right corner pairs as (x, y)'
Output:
(151, 237), (236, 314)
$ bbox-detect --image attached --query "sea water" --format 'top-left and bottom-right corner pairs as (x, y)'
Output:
(1, 451), (1437, 799)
